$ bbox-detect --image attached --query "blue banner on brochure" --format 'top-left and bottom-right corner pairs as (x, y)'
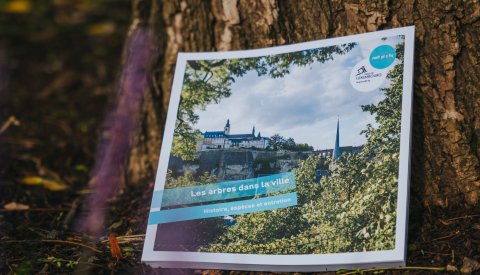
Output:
(151, 172), (295, 207)
(148, 192), (298, 225)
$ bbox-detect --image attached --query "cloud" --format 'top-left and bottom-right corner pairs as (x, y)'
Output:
(192, 36), (402, 149)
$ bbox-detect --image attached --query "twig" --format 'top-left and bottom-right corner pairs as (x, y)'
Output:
(421, 250), (450, 256)
(431, 230), (460, 241)
(101, 234), (145, 243)
(5, 259), (13, 274)
(118, 234), (145, 238)
(0, 116), (20, 135)
(63, 198), (81, 230)
(337, 266), (446, 275)
(445, 214), (480, 222)
(0, 137), (39, 148)
(1, 239), (102, 253)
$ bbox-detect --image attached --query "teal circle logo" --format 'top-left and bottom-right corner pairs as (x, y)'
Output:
(369, 45), (396, 69)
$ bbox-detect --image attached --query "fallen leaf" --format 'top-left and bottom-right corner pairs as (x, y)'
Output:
(87, 256), (98, 263)
(74, 164), (88, 172)
(21, 176), (44, 185)
(446, 263), (458, 272)
(4, 202), (29, 210)
(0, 116), (20, 135)
(109, 221), (123, 230)
(461, 257), (480, 274)
(41, 179), (68, 191)
(87, 22), (116, 36)
(76, 189), (93, 195)
(108, 233), (122, 261)
(439, 219), (452, 226)
(4, 0), (32, 13)
(21, 176), (68, 191)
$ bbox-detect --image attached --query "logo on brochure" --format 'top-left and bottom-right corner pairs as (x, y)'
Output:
(350, 45), (397, 92)
(369, 44), (396, 69)
(356, 65), (368, 76)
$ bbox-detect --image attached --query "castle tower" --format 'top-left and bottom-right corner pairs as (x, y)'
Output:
(224, 119), (230, 135)
(333, 118), (340, 160)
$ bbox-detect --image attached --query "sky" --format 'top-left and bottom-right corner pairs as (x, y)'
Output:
(191, 36), (403, 150)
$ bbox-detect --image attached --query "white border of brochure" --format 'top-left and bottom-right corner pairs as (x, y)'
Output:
(142, 26), (415, 272)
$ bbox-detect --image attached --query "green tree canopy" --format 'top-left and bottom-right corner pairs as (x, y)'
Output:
(267, 134), (314, 151)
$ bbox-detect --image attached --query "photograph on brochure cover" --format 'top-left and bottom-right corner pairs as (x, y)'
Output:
(142, 26), (414, 270)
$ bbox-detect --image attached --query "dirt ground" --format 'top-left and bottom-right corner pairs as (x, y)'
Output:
(1, 1), (479, 274)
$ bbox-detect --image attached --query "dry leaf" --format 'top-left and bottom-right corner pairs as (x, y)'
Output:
(446, 263), (458, 272)
(21, 176), (68, 191)
(4, 202), (30, 210)
(108, 233), (122, 261)
(76, 189), (93, 195)
(0, 116), (20, 135)
(439, 219), (452, 225)
(21, 176), (44, 185)
(87, 22), (116, 36)
(41, 179), (68, 191)
(4, 0), (32, 13)
(461, 257), (480, 274)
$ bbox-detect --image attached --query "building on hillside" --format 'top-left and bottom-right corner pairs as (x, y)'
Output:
(197, 119), (270, 151)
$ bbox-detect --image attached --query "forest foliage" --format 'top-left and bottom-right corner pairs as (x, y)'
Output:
(267, 134), (314, 151)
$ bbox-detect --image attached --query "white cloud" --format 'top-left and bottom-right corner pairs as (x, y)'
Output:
(192, 36), (403, 149)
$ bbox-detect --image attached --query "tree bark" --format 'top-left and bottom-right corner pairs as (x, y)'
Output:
(126, 0), (480, 209)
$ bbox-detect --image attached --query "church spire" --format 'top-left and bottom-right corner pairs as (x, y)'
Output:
(224, 119), (230, 135)
(252, 126), (255, 136)
(333, 117), (340, 160)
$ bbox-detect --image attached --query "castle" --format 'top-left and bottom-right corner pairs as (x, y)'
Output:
(197, 119), (270, 151)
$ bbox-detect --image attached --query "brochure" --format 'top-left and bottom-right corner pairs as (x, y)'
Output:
(142, 26), (415, 272)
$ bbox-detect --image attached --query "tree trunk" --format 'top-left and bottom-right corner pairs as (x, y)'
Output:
(126, 0), (480, 210)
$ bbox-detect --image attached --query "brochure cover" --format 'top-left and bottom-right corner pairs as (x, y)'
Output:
(142, 26), (415, 272)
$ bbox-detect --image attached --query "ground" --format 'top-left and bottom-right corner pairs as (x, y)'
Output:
(0, 1), (479, 274)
